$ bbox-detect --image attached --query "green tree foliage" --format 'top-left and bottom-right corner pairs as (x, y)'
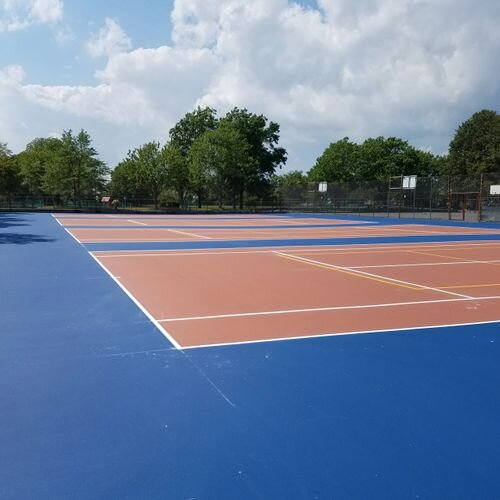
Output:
(308, 137), (360, 182)
(161, 143), (189, 206)
(43, 130), (108, 204)
(112, 142), (170, 209)
(189, 122), (256, 208)
(110, 156), (141, 200)
(276, 170), (308, 187)
(0, 143), (21, 198)
(220, 108), (287, 199)
(358, 137), (440, 180)
(273, 170), (309, 207)
(18, 137), (63, 197)
(309, 136), (442, 182)
(169, 106), (218, 157)
(448, 109), (500, 177)
(131, 142), (168, 209)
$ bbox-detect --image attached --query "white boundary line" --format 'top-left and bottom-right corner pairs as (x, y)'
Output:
(274, 251), (473, 299)
(127, 219), (149, 226)
(180, 319), (500, 350)
(167, 229), (212, 239)
(350, 259), (500, 269)
(57, 217), (182, 349)
(88, 254), (182, 349)
(158, 295), (500, 322)
(90, 240), (500, 256)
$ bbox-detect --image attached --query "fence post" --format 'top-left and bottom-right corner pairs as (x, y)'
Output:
(478, 173), (484, 222)
(447, 177), (452, 220)
(429, 176), (433, 219)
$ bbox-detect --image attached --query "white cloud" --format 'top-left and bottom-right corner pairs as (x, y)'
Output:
(1, 0), (499, 170)
(86, 18), (132, 59)
(0, 0), (63, 31)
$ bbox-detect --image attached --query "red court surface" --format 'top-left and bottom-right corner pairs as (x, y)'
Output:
(65, 224), (500, 243)
(56, 216), (371, 227)
(92, 241), (500, 348)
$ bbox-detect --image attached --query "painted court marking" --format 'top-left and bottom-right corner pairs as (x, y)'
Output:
(57, 213), (500, 350)
(178, 319), (500, 350)
(167, 229), (212, 239)
(158, 295), (500, 323)
(127, 219), (148, 226)
(89, 241), (500, 349)
(273, 250), (473, 298)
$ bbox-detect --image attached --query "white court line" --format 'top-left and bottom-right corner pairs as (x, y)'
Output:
(351, 259), (500, 269)
(63, 227), (83, 244)
(181, 319), (500, 350)
(158, 295), (500, 322)
(356, 225), (493, 235)
(127, 219), (149, 226)
(274, 251), (474, 299)
(61, 220), (182, 349)
(92, 241), (500, 258)
(168, 229), (212, 239)
(89, 254), (182, 349)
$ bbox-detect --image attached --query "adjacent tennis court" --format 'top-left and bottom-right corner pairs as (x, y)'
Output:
(2, 212), (500, 499)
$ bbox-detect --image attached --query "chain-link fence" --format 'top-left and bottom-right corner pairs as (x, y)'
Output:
(1, 174), (499, 221)
(277, 174), (500, 222)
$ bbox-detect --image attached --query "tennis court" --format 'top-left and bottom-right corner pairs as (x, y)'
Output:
(2, 212), (500, 498)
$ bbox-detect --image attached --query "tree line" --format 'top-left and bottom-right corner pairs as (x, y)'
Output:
(110, 107), (286, 209)
(280, 109), (500, 188)
(1, 108), (499, 207)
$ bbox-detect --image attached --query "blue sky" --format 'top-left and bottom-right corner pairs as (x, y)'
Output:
(0, 1), (175, 85)
(1, 0), (499, 171)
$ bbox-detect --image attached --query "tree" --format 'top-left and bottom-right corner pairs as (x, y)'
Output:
(131, 142), (168, 209)
(43, 130), (108, 205)
(110, 155), (145, 200)
(0, 143), (21, 201)
(308, 137), (360, 182)
(169, 106), (218, 157)
(161, 143), (189, 207)
(358, 137), (441, 180)
(448, 110), (500, 177)
(276, 170), (308, 187)
(18, 137), (63, 197)
(309, 136), (442, 182)
(219, 108), (287, 202)
(189, 123), (255, 208)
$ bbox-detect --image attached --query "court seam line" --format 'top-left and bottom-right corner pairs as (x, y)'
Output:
(273, 251), (473, 298)
(157, 295), (500, 322)
(89, 241), (500, 257)
(179, 319), (500, 350)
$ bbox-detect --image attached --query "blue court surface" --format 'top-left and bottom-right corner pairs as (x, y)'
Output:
(1, 212), (500, 499)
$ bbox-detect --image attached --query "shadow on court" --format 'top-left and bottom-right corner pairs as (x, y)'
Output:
(0, 213), (55, 244)
(0, 213), (29, 229)
(0, 232), (56, 245)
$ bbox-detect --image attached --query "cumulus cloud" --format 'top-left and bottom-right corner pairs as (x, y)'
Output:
(1, 0), (500, 170)
(86, 18), (132, 58)
(0, 0), (63, 31)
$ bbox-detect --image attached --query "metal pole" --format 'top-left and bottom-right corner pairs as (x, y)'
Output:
(478, 173), (484, 222)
